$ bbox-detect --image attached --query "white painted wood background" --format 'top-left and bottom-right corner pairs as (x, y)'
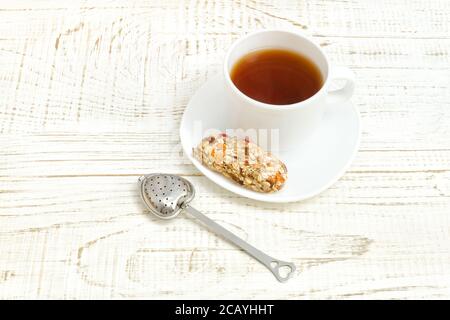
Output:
(0, 0), (449, 299)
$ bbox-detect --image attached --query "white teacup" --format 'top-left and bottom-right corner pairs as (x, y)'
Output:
(223, 29), (355, 152)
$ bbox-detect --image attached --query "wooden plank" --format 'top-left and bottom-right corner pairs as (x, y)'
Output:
(0, 173), (448, 298)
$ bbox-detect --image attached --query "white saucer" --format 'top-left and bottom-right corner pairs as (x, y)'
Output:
(180, 75), (361, 203)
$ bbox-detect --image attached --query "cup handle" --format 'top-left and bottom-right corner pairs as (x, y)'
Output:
(326, 66), (355, 106)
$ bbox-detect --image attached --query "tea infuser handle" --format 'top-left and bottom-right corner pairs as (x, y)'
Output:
(326, 66), (355, 106)
(184, 205), (296, 282)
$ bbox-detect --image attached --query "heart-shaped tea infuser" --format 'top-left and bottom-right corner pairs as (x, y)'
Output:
(138, 173), (296, 282)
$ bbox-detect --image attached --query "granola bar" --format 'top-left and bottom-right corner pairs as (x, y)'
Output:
(193, 133), (287, 193)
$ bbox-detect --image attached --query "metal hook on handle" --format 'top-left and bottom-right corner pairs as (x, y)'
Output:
(267, 260), (296, 282)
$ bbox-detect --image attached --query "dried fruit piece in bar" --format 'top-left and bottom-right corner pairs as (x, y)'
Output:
(193, 133), (287, 193)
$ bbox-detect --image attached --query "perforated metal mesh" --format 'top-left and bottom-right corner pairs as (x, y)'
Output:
(139, 174), (194, 219)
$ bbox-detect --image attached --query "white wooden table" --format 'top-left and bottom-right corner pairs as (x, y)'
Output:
(0, 0), (449, 299)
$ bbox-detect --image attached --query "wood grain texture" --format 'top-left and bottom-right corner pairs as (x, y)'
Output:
(0, 0), (449, 299)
